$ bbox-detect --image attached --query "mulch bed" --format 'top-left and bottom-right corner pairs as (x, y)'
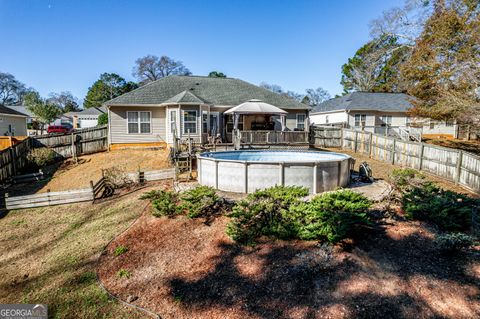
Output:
(98, 209), (480, 319)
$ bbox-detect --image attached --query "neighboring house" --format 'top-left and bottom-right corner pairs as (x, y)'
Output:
(104, 75), (310, 148)
(0, 105), (28, 136)
(5, 105), (35, 125)
(309, 92), (457, 140)
(64, 106), (106, 129)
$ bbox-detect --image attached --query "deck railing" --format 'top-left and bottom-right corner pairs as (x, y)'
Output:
(239, 130), (309, 144)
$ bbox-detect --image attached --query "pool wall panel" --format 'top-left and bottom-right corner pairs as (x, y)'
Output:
(198, 151), (352, 194)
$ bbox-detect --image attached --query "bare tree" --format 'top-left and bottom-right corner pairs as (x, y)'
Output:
(132, 55), (191, 84)
(0, 72), (26, 105)
(369, 0), (433, 46)
(47, 91), (80, 112)
(304, 87), (331, 108)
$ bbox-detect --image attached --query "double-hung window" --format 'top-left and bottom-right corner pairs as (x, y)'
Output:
(381, 115), (392, 126)
(354, 114), (366, 127)
(127, 111), (151, 134)
(296, 114), (306, 130)
(183, 110), (197, 134)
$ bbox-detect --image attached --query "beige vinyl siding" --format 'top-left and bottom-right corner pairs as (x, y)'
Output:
(109, 106), (166, 144)
(285, 110), (308, 131)
(0, 115), (27, 136)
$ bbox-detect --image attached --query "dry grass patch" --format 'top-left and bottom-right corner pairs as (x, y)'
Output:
(38, 148), (171, 193)
(0, 183), (171, 318)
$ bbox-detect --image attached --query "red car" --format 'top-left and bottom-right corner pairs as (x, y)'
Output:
(47, 125), (72, 134)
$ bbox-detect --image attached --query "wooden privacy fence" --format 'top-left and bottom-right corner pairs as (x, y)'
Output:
(0, 138), (33, 183)
(341, 128), (480, 193)
(310, 126), (343, 148)
(32, 125), (108, 159)
(239, 130), (309, 144)
(4, 168), (175, 210)
(0, 126), (109, 184)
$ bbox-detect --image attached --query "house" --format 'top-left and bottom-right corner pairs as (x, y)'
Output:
(64, 106), (106, 129)
(0, 105), (28, 136)
(104, 75), (310, 149)
(5, 105), (35, 126)
(309, 92), (457, 139)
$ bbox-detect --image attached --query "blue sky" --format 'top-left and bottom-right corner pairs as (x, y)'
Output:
(0, 0), (401, 102)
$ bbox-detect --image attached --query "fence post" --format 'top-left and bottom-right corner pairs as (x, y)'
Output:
(391, 138), (396, 165)
(418, 143), (425, 171)
(455, 151), (463, 185)
(71, 132), (77, 163)
(47, 189), (51, 206)
(354, 131), (358, 153)
(90, 180), (95, 201)
(368, 132), (374, 158)
(9, 146), (16, 177)
(340, 128), (344, 149)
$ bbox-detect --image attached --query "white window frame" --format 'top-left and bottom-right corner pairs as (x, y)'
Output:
(296, 114), (306, 130)
(169, 109), (178, 135)
(127, 111), (152, 134)
(354, 114), (366, 127)
(183, 110), (198, 134)
(381, 115), (392, 126)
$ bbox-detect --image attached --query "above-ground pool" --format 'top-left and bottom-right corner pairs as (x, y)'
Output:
(197, 150), (353, 194)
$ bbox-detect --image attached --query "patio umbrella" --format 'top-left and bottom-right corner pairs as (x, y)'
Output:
(225, 99), (288, 131)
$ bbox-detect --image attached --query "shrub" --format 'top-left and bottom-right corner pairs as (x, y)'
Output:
(294, 190), (372, 243)
(148, 190), (180, 217)
(117, 269), (131, 279)
(180, 186), (222, 218)
(391, 168), (426, 191)
(403, 183), (477, 231)
(227, 187), (371, 244)
(103, 166), (134, 189)
(113, 246), (128, 256)
(98, 113), (108, 125)
(435, 233), (476, 253)
(226, 186), (308, 243)
(27, 148), (56, 167)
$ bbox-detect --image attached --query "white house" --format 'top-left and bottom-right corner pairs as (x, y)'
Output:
(309, 92), (457, 139)
(64, 106), (106, 129)
(0, 105), (28, 136)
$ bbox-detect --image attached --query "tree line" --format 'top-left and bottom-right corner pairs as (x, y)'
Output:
(341, 0), (479, 126)
(1, 53), (331, 128)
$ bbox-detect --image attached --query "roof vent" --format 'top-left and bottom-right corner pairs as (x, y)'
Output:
(196, 82), (200, 85)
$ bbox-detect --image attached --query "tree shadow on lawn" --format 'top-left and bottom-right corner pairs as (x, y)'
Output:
(167, 227), (479, 319)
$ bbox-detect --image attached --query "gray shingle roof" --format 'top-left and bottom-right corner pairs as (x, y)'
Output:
(105, 75), (310, 110)
(0, 105), (29, 117)
(164, 90), (206, 104)
(65, 106), (106, 117)
(311, 92), (414, 114)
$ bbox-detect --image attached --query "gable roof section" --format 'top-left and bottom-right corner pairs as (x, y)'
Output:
(105, 75), (310, 110)
(0, 105), (28, 117)
(164, 90), (206, 104)
(312, 92), (414, 114)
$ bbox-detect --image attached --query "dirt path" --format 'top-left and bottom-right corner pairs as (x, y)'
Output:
(98, 211), (480, 319)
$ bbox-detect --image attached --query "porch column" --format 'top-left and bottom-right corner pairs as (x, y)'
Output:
(234, 112), (240, 131)
(280, 114), (286, 131)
